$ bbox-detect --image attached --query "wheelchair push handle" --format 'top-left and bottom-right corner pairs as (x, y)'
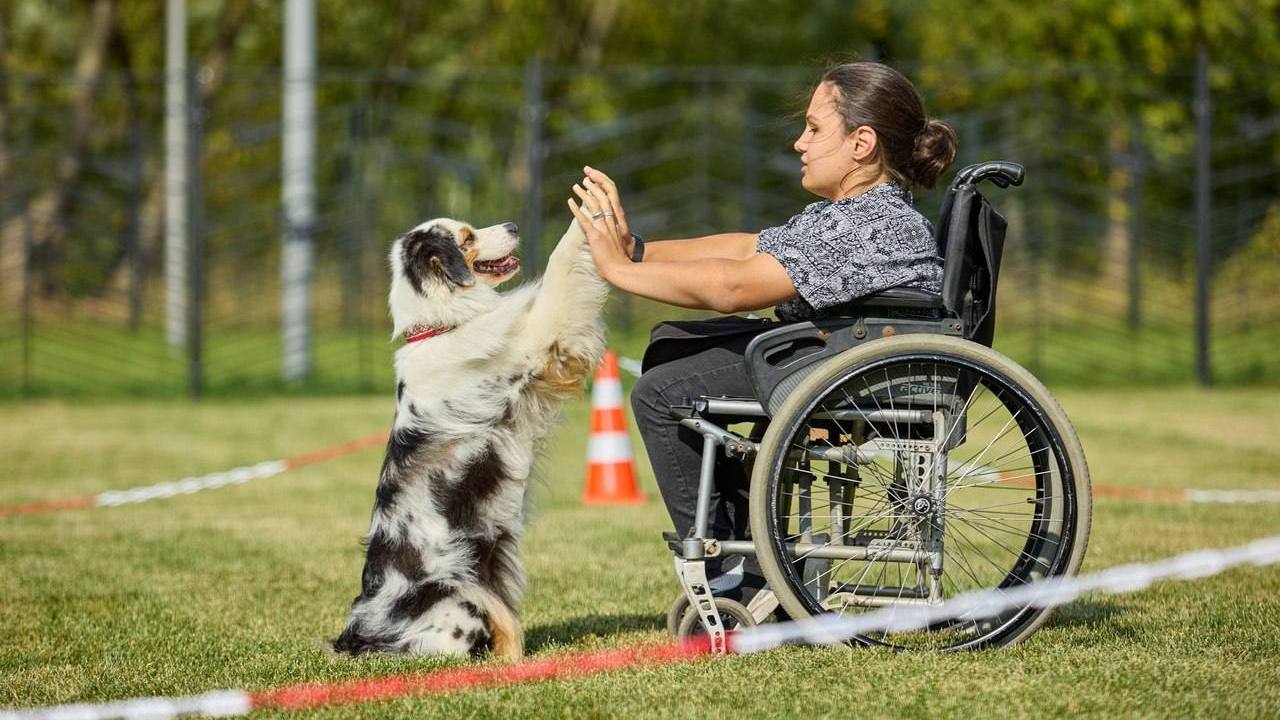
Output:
(953, 161), (1025, 190)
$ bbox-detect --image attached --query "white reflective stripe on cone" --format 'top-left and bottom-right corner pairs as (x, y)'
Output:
(591, 378), (624, 408)
(587, 431), (633, 463)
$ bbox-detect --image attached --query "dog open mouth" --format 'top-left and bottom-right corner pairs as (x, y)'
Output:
(474, 255), (520, 275)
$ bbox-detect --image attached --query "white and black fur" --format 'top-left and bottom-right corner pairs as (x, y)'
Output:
(333, 218), (607, 660)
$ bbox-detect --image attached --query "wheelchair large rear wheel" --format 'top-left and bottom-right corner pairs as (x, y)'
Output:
(749, 334), (1091, 651)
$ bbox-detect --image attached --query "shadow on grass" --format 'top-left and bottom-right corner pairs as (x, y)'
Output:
(527, 613), (664, 652)
(1044, 598), (1133, 637)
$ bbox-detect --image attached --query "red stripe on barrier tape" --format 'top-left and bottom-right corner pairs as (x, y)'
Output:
(251, 637), (714, 712)
(282, 433), (389, 471)
(0, 495), (96, 518)
(1091, 484), (1185, 502)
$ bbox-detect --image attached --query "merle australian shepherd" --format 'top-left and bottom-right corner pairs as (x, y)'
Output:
(333, 218), (607, 660)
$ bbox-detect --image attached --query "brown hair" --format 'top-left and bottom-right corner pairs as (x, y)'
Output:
(820, 62), (958, 190)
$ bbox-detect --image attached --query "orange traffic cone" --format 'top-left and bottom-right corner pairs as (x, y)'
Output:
(582, 350), (646, 505)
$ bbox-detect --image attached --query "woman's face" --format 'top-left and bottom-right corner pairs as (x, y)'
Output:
(794, 83), (862, 200)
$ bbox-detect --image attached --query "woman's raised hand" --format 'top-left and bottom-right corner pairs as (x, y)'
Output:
(580, 166), (630, 239)
(567, 166), (632, 279)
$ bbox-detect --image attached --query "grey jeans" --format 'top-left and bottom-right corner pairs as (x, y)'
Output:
(629, 334), (758, 542)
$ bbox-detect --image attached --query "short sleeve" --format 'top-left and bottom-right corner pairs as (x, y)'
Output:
(756, 202), (842, 310)
(755, 185), (943, 320)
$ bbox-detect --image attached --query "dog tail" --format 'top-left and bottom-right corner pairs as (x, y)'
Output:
(464, 586), (523, 662)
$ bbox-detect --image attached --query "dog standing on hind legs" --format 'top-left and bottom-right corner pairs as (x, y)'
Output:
(333, 217), (608, 660)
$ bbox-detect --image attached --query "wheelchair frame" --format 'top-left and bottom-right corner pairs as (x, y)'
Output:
(663, 162), (1092, 652)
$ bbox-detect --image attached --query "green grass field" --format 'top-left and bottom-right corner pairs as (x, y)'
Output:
(2, 387), (1280, 718)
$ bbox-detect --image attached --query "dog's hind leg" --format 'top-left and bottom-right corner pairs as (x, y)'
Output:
(464, 586), (523, 662)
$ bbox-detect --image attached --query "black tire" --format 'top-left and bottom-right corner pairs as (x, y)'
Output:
(749, 335), (1091, 651)
(666, 591), (691, 637)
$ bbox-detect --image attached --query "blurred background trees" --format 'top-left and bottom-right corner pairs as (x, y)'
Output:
(0, 0), (1276, 394)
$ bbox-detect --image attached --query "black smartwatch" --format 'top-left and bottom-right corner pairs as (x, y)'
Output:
(629, 232), (645, 262)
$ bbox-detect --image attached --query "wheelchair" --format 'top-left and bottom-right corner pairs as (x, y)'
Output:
(662, 161), (1092, 652)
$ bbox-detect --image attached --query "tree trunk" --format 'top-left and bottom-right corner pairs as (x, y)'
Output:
(0, 2), (9, 185)
(1102, 125), (1132, 299)
(102, 0), (253, 298)
(0, 2), (11, 310)
(576, 0), (621, 67)
(0, 0), (117, 302)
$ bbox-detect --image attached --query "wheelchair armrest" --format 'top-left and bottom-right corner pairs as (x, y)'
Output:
(743, 320), (863, 415)
(744, 315), (962, 415)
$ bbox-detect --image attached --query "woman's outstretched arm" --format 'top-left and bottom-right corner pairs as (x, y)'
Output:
(601, 253), (797, 313)
(568, 197), (797, 314)
(576, 166), (758, 261)
(639, 232), (759, 262)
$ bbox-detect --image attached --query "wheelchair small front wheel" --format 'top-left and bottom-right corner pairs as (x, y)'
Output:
(749, 334), (1091, 651)
(666, 591), (691, 636)
(675, 597), (756, 638)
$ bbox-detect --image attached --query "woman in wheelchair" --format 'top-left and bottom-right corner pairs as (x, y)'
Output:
(567, 62), (1091, 650)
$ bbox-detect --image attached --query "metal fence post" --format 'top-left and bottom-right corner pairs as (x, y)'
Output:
(1127, 119), (1144, 333)
(126, 75), (145, 334)
(343, 97), (373, 392)
(741, 107), (760, 231)
(523, 58), (545, 278)
(186, 69), (204, 398)
(1194, 45), (1212, 387)
(282, 0), (317, 384)
(699, 70), (712, 229)
(19, 77), (33, 395)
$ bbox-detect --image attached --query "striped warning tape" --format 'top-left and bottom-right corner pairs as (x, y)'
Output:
(0, 433), (388, 518)
(4, 533), (1279, 720)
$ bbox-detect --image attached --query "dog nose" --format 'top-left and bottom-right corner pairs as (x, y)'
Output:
(504, 222), (519, 235)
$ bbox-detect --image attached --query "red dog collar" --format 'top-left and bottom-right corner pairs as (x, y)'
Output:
(404, 325), (453, 343)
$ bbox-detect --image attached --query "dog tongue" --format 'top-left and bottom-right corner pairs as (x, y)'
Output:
(477, 255), (518, 273)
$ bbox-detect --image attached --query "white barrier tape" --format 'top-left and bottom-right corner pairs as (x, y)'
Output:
(0, 690), (251, 720)
(1186, 489), (1280, 504)
(94, 462), (288, 508)
(5, 534), (1280, 720)
(617, 356), (644, 378)
(731, 533), (1280, 654)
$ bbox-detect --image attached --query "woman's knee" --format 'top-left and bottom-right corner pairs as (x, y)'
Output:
(630, 365), (674, 420)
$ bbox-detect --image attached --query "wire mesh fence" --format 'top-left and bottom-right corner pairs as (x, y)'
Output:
(0, 62), (1276, 398)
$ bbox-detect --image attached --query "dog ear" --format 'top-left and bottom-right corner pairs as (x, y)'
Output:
(427, 244), (475, 288)
(401, 226), (475, 291)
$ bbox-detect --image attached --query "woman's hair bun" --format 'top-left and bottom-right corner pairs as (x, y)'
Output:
(910, 119), (959, 190)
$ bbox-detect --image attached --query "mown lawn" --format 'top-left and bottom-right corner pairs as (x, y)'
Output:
(2, 387), (1279, 718)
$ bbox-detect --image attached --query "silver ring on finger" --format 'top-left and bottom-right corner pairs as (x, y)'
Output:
(590, 211), (605, 220)
(602, 211), (616, 218)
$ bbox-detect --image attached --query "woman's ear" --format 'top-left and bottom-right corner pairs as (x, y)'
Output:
(848, 125), (880, 163)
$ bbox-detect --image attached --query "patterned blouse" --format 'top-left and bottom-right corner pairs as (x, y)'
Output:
(756, 183), (943, 322)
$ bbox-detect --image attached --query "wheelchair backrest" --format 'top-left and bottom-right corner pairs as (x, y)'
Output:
(935, 161), (1022, 347)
